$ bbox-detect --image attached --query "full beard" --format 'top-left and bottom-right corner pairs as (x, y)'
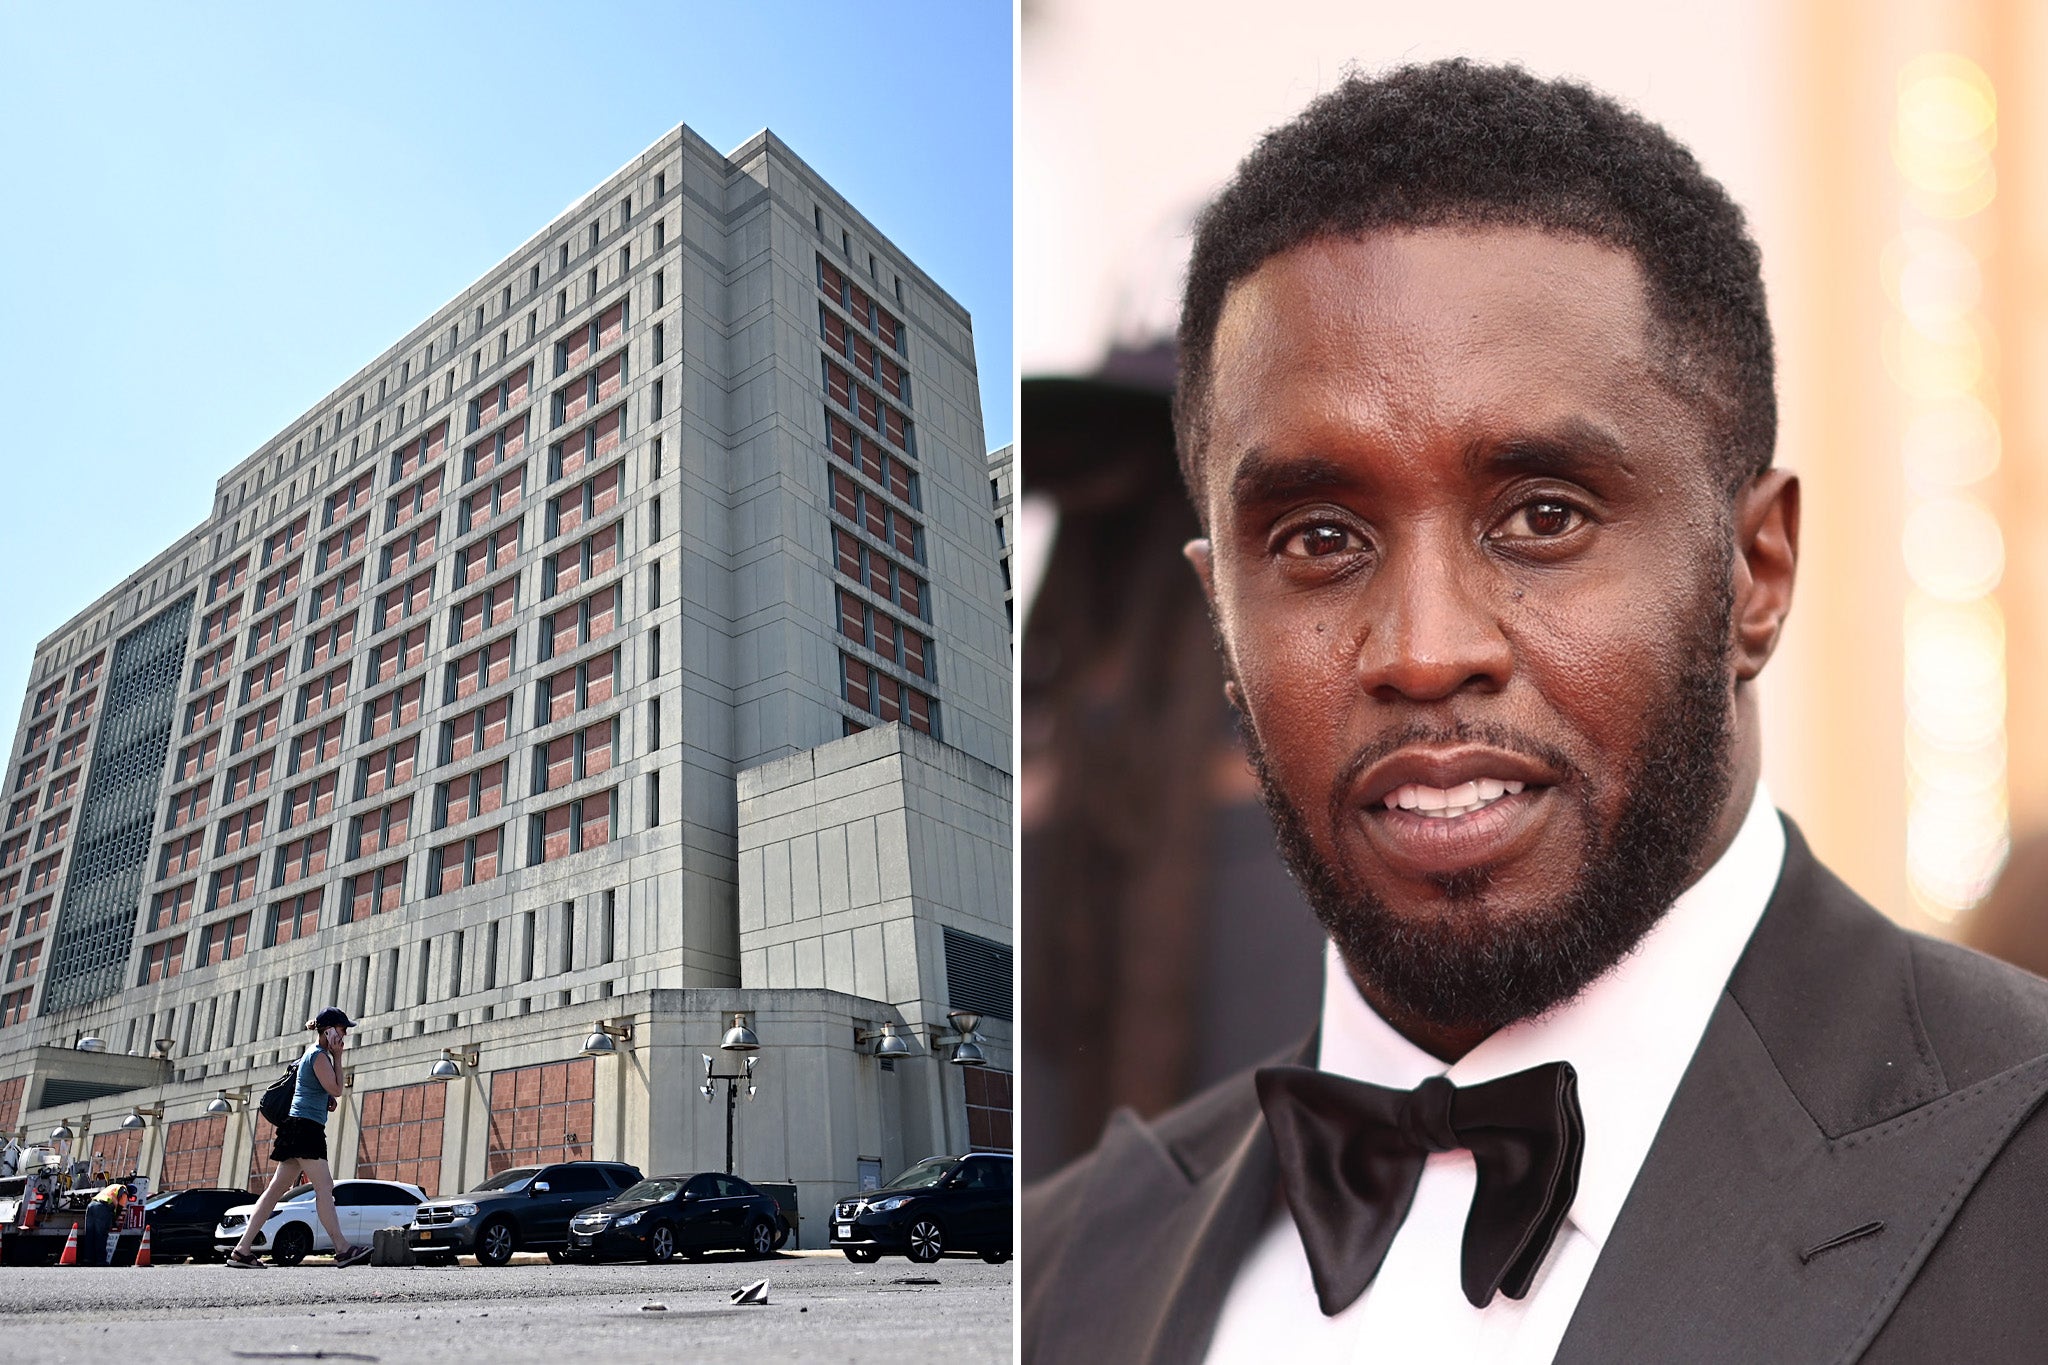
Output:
(1236, 575), (1739, 1037)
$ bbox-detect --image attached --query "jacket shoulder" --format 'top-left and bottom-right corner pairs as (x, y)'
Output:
(1906, 929), (2048, 1086)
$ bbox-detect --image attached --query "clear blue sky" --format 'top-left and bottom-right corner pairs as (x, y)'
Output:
(0, 0), (1013, 714)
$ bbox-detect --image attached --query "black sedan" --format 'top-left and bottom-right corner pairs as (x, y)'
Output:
(563, 1172), (790, 1263)
(143, 1188), (251, 1263)
(831, 1153), (1012, 1263)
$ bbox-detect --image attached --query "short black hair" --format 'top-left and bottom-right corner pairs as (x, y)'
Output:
(1175, 59), (1775, 509)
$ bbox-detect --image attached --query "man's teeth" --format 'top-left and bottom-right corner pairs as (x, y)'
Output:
(1383, 779), (1527, 818)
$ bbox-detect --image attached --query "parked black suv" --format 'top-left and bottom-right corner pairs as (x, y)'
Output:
(407, 1160), (642, 1265)
(564, 1172), (791, 1263)
(143, 1188), (250, 1262)
(831, 1153), (1012, 1263)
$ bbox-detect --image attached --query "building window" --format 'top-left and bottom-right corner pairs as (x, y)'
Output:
(446, 633), (514, 702)
(537, 651), (616, 723)
(279, 772), (338, 831)
(964, 1068), (1014, 1153)
(357, 734), (419, 800)
(349, 797), (413, 861)
(356, 1081), (447, 1194)
(344, 860), (406, 922)
(466, 365), (533, 437)
(196, 912), (251, 967)
(542, 522), (619, 598)
(528, 790), (612, 864)
(531, 719), (615, 795)
(539, 584), (620, 660)
(286, 720), (344, 777)
(429, 827), (502, 896)
(435, 760), (508, 829)
(840, 653), (939, 737)
(273, 829), (331, 888)
(486, 1060), (595, 1174)
(159, 1116), (226, 1188)
(547, 461), (623, 535)
(443, 695), (510, 764)
(266, 890), (321, 947)
(149, 883), (195, 933)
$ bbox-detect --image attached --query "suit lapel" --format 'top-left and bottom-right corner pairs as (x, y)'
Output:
(1031, 1040), (1309, 1365)
(1556, 820), (2048, 1364)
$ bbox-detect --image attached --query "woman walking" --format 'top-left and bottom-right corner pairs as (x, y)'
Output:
(226, 1007), (371, 1268)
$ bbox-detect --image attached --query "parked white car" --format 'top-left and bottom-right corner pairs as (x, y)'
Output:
(214, 1179), (428, 1264)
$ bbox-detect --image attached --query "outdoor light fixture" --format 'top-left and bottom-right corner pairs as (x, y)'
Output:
(49, 1121), (75, 1144)
(119, 1104), (163, 1132)
(74, 1032), (107, 1054)
(151, 1038), (175, 1060)
(855, 1022), (915, 1058)
(702, 1040), (765, 1175)
(581, 1019), (634, 1057)
(428, 1047), (479, 1082)
(943, 1011), (988, 1068)
(720, 1012), (759, 1052)
(205, 1089), (248, 1115)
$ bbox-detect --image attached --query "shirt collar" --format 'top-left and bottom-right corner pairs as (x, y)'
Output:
(1317, 780), (1785, 1251)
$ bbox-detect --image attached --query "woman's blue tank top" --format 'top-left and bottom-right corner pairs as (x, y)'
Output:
(290, 1045), (330, 1123)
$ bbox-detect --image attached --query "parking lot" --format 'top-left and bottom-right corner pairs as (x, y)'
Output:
(0, 1250), (1013, 1364)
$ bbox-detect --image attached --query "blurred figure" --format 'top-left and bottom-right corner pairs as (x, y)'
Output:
(1020, 343), (1324, 1181)
(1962, 831), (2048, 980)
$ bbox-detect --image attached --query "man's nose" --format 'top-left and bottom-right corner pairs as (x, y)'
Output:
(1355, 538), (1513, 703)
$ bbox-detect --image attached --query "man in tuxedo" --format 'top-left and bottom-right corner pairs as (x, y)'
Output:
(1023, 60), (2048, 1364)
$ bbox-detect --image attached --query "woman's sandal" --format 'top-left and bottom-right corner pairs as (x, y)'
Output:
(225, 1248), (267, 1268)
(334, 1243), (373, 1268)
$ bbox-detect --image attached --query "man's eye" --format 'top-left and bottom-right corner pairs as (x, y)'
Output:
(1499, 500), (1583, 538)
(1280, 523), (1361, 558)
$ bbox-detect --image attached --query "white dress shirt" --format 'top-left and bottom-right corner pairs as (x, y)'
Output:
(1205, 782), (1786, 1365)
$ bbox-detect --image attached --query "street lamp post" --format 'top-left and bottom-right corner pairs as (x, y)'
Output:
(700, 1013), (760, 1175)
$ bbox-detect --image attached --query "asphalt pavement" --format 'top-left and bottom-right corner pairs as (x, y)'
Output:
(0, 1250), (1013, 1364)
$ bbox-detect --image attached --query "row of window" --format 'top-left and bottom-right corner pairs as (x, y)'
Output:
(154, 650), (626, 911)
(134, 785), (624, 988)
(169, 648), (616, 833)
(818, 256), (907, 354)
(841, 654), (938, 737)
(837, 589), (934, 683)
(823, 358), (916, 457)
(820, 304), (909, 402)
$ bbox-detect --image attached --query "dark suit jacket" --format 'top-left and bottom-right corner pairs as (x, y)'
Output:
(1024, 819), (2048, 1363)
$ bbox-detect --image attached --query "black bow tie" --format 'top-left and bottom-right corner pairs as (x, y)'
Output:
(1255, 1060), (1584, 1315)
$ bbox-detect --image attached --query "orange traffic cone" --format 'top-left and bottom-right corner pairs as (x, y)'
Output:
(56, 1223), (79, 1266)
(134, 1226), (152, 1268)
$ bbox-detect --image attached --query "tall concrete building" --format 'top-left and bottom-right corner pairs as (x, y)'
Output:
(0, 124), (1011, 1240)
(989, 445), (1015, 636)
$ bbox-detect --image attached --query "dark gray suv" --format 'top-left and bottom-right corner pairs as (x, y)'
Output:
(407, 1160), (642, 1265)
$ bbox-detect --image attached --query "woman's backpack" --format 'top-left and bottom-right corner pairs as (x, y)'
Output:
(257, 1056), (303, 1126)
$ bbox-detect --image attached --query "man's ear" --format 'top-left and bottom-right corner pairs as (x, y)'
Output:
(1731, 469), (1799, 681)
(1184, 537), (1216, 600)
(1184, 538), (1246, 709)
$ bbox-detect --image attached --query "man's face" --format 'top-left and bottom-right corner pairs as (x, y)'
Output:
(1190, 227), (1757, 1040)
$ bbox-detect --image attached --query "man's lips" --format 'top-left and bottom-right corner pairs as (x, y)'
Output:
(1349, 746), (1564, 878)
(1354, 745), (1561, 809)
